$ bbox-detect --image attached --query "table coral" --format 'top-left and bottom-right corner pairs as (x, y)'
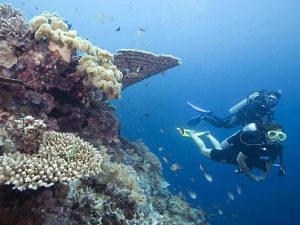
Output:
(114, 49), (181, 88)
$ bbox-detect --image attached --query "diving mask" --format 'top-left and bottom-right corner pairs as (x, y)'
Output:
(267, 130), (287, 141)
(266, 94), (278, 107)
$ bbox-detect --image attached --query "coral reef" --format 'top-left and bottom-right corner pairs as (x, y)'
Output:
(0, 117), (103, 191)
(0, 4), (29, 46)
(0, 4), (207, 225)
(30, 12), (123, 99)
(114, 49), (181, 88)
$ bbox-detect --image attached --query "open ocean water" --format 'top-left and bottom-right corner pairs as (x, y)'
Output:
(5, 0), (300, 224)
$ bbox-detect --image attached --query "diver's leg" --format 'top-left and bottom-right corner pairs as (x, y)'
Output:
(201, 115), (228, 128)
(206, 133), (222, 150)
(188, 132), (212, 158)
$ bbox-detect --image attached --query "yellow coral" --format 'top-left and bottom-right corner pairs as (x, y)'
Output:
(30, 11), (123, 99)
(30, 15), (48, 32)
(48, 41), (72, 63)
(51, 17), (68, 31)
(79, 56), (123, 99)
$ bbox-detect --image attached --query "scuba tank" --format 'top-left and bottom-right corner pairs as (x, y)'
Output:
(229, 92), (260, 115)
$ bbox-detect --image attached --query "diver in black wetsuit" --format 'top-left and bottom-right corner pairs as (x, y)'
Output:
(178, 122), (286, 181)
(187, 90), (282, 129)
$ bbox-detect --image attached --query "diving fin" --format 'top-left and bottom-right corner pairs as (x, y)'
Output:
(187, 101), (212, 115)
(187, 115), (203, 127)
(176, 128), (209, 137)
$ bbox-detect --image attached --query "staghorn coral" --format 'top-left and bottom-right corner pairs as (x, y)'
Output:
(30, 11), (123, 99)
(0, 3), (29, 46)
(0, 130), (103, 191)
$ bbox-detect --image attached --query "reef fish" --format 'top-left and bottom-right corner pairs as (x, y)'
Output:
(227, 191), (235, 200)
(170, 163), (183, 171)
(188, 190), (197, 199)
(236, 185), (242, 195)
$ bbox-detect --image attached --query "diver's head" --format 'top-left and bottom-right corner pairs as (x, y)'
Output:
(266, 90), (281, 108)
(263, 123), (286, 142)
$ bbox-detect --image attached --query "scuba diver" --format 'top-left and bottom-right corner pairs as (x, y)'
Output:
(187, 90), (282, 129)
(177, 122), (286, 181)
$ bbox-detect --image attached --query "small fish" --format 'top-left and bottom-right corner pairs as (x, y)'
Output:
(34, 6), (38, 10)
(162, 156), (168, 164)
(160, 180), (170, 189)
(158, 146), (164, 151)
(115, 26), (120, 31)
(198, 207), (206, 220)
(170, 163), (183, 171)
(227, 191), (235, 200)
(144, 113), (150, 117)
(190, 177), (196, 183)
(161, 71), (165, 76)
(188, 190), (197, 199)
(199, 163), (204, 172)
(136, 28), (146, 36)
(160, 128), (164, 134)
(136, 66), (143, 72)
(236, 185), (242, 195)
(218, 209), (223, 215)
(203, 172), (213, 182)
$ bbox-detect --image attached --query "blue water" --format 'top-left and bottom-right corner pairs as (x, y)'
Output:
(7, 0), (300, 224)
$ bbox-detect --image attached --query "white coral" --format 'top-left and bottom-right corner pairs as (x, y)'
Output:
(0, 131), (103, 191)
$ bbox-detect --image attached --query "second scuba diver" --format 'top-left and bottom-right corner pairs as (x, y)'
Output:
(177, 122), (286, 181)
(187, 90), (282, 129)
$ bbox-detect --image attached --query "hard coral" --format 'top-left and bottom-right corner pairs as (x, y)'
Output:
(3, 115), (46, 154)
(0, 3), (29, 46)
(0, 40), (17, 68)
(0, 129), (103, 191)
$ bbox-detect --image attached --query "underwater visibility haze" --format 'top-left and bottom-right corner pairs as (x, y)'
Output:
(0, 0), (300, 225)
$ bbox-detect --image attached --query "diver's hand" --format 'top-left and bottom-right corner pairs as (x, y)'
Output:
(252, 175), (265, 182)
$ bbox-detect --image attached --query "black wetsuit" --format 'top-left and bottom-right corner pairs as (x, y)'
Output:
(201, 91), (275, 129)
(210, 130), (282, 171)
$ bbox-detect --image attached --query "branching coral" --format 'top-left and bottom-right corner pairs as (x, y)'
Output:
(0, 3), (29, 45)
(0, 129), (103, 191)
(98, 155), (147, 205)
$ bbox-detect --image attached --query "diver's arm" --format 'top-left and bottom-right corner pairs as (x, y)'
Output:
(236, 152), (260, 181)
(259, 160), (274, 180)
